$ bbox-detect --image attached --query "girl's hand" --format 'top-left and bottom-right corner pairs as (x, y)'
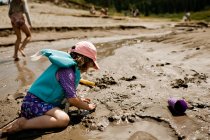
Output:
(68, 97), (96, 110)
(88, 103), (97, 110)
(81, 98), (91, 103)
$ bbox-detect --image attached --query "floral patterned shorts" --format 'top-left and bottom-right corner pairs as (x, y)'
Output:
(21, 93), (55, 119)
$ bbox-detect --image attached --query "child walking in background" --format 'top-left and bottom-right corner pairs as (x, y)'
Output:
(8, 0), (32, 61)
(0, 41), (99, 134)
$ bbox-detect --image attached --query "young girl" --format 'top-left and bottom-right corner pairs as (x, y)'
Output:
(0, 41), (99, 134)
(8, 0), (32, 61)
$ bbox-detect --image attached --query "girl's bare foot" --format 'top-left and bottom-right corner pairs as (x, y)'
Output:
(14, 57), (20, 61)
(2, 117), (27, 134)
(13, 56), (20, 61)
(19, 49), (26, 57)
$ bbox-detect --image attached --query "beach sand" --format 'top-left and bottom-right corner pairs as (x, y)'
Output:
(0, 1), (210, 140)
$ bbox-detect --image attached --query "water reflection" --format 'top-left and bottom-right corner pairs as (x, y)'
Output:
(14, 60), (35, 98)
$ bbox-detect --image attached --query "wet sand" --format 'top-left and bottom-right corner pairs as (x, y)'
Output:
(0, 1), (210, 140)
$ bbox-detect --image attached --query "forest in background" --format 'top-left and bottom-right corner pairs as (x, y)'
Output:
(84, 0), (210, 16)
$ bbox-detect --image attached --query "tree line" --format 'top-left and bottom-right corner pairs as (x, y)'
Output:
(84, 0), (210, 16)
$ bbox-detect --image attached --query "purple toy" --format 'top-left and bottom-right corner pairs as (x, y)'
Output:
(168, 98), (188, 114)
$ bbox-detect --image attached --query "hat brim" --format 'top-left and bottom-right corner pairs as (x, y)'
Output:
(93, 60), (100, 70)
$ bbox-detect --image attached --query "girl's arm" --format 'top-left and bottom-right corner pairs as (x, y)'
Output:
(68, 97), (96, 110)
(23, 0), (32, 27)
(57, 68), (96, 110)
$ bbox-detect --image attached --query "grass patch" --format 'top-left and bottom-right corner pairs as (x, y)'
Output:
(67, 0), (86, 4)
(191, 10), (210, 22)
(149, 10), (210, 22)
(150, 13), (182, 21)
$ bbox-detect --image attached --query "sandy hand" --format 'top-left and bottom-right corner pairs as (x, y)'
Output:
(81, 98), (91, 103)
(88, 103), (97, 111)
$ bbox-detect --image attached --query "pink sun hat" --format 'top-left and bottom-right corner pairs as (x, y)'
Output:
(70, 41), (100, 70)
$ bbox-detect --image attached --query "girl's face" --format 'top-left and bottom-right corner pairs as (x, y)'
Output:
(70, 52), (95, 72)
(77, 56), (94, 72)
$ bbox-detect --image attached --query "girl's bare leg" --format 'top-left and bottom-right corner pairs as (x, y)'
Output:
(19, 24), (31, 57)
(12, 25), (21, 61)
(1, 107), (70, 133)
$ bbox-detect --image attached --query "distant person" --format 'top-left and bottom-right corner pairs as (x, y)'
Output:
(0, 41), (99, 135)
(100, 7), (108, 16)
(130, 8), (140, 17)
(89, 5), (96, 15)
(183, 12), (191, 22)
(133, 8), (140, 17)
(8, 0), (32, 61)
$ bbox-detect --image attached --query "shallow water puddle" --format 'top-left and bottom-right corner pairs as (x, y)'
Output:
(170, 115), (199, 136)
(87, 120), (177, 140)
(0, 32), (170, 98)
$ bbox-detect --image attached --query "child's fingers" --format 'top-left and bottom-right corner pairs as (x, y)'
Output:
(88, 103), (96, 110)
(85, 98), (91, 102)
(82, 98), (91, 103)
